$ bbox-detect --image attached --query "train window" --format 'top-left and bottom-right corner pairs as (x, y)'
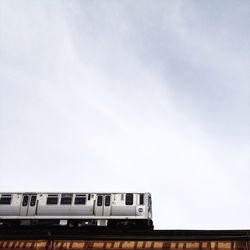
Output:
(74, 195), (86, 205)
(139, 194), (144, 205)
(97, 195), (103, 206)
(47, 196), (58, 205)
(30, 195), (37, 206)
(105, 195), (110, 206)
(61, 194), (73, 205)
(88, 194), (91, 200)
(125, 193), (133, 205)
(0, 195), (12, 205)
(22, 195), (29, 206)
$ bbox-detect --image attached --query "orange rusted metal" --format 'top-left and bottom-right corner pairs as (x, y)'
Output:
(0, 240), (249, 250)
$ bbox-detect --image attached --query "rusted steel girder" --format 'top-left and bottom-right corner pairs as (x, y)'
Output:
(0, 240), (249, 250)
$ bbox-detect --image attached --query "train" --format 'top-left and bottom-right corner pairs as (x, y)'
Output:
(0, 192), (153, 230)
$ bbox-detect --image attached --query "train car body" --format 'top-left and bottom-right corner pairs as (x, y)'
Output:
(0, 192), (153, 229)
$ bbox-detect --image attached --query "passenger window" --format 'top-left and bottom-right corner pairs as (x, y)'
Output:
(0, 195), (12, 205)
(47, 195), (58, 205)
(139, 194), (144, 205)
(125, 193), (133, 205)
(75, 195), (86, 205)
(30, 195), (37, 206)
(61, 194), (72, 205)
(22, 195), (29, 206)
(97, 195), (103, 206)
(105, 195), (110, 206)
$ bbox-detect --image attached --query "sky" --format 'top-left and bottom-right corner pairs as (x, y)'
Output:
(0, 0), (249, 229)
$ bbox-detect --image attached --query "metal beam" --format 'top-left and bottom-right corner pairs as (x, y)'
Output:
(0, 239), (249, 250)
(1, 229), (250, 241)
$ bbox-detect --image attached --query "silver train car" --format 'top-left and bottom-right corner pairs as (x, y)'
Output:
(0, 192), (153, 229)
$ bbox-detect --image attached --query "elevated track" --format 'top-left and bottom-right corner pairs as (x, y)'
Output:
(0, 229), (249, 250)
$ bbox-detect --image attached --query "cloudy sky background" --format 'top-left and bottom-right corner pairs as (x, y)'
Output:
(0, 0), (249, 229)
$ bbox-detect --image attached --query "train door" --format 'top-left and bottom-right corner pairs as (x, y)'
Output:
(94, 194), (111, 216)
(20, 194), (37, 216)
(103, 195), (111, 216)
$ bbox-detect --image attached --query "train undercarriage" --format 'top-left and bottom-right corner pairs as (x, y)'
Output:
(0, 218), (154, 230)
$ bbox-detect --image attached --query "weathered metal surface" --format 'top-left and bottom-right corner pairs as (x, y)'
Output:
(0, 240), (249, 250)
(0, 240), (49, 249)
(0, 230), (249, 249)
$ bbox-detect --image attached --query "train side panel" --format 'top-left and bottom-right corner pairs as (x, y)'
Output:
(0, 194), (21, 216)
(0, 192), (153, 229)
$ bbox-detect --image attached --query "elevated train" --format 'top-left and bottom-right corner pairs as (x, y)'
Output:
(0, 192), (153, 229)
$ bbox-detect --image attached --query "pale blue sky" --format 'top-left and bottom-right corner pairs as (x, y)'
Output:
(0, 0), (249, 229)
